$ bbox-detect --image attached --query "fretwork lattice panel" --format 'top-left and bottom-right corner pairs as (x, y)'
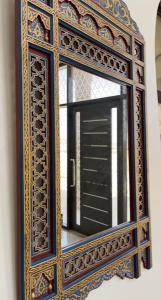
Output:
(29, 49), (52, 259)
(63, 231), (134, 285)
(135, 90), (146, 218)
(59, 26), (130, 79)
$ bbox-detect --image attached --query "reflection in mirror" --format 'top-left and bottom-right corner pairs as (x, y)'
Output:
(59, 63), (131, 248)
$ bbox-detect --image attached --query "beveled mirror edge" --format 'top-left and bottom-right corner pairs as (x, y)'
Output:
(16, 0), (152, 299)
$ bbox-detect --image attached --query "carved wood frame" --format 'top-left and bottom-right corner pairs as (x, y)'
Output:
(16, 0), (152, 299)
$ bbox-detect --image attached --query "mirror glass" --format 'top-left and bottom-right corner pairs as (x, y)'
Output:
(59, 62), (131, 248)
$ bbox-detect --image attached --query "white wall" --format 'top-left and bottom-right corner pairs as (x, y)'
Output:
(0, 1), (161, 300)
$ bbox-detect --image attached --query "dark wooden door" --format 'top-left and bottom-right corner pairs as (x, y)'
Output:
(68, 96), (127, 236)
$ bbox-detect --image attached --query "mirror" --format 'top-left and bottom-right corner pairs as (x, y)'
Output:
(59, 62), (131, 248)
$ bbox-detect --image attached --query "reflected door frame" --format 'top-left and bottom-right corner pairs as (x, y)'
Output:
(64, 95), (129, 235)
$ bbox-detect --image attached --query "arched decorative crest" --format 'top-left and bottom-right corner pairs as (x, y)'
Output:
(90, 0), (141, 34)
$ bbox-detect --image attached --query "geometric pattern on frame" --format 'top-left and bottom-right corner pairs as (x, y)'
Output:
(28, 7), (51, 43)
(135, 90), (146, 218)
(63, 231), (133, 285)
(29, 50), (51, 258)
(62, 257), (134, 299)
(59, 26), (129, 78)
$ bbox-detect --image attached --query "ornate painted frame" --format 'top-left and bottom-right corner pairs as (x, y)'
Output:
(16, 0), (152, 299)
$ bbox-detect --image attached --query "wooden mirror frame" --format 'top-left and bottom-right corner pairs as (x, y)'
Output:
(16, 0), (152, 299)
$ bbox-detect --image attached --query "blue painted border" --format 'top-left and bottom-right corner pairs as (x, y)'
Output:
(17, 1), (25, 299)
(39, 0), (53, 7)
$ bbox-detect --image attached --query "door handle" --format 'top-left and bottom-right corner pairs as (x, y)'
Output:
(70, 158), (76, 188)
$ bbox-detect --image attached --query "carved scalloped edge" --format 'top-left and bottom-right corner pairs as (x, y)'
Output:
(89, 0), (143, 38)
(62, 258), (134, 300)
(59, 0), (131, 53)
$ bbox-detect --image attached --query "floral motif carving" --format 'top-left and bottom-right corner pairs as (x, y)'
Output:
(28, 7), (50, 42)
(114, 36), (130, 53)
(98, 26), (114, 42)
(90, 0), (140, 34)
(31, 267), (55, 299)
(60, 2), (79, 22)
(80, 15), (98, 33)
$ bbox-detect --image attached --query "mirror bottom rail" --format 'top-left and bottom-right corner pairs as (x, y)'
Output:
(28, 219), (151, 299)
(62, 242), (151, 299)
(62, 219), (151, 288)
(29, 241), (150, 300)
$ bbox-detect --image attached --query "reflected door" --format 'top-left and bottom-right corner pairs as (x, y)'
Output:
(68, 96), (127, 236)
